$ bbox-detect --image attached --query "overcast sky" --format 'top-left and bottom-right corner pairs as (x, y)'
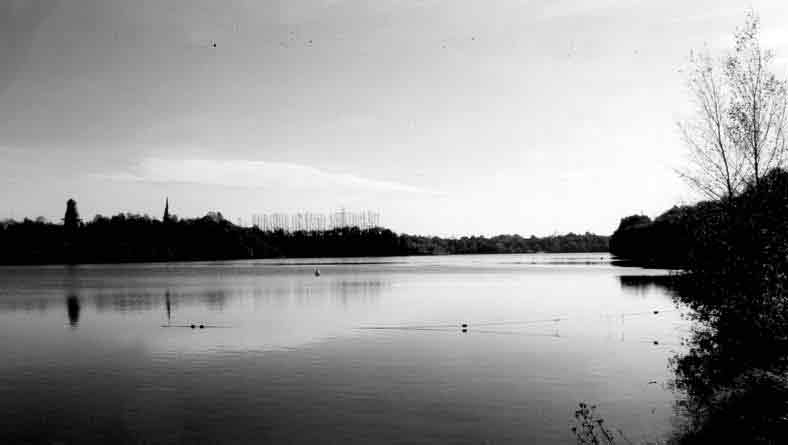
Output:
(2, 0), (787, 235)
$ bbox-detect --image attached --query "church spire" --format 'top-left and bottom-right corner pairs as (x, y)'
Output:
(163, 197), (170, 223)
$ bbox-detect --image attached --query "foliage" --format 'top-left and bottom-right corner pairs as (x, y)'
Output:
(611, 167), (788, 273)
(667, 258), (788, 443)
(724, 11), (788, 189)
(0, 208), (609, 265)
(601, 11), (788, 445)
(606, 168), (788, 443)
(609, 206), (697, 268)
(63, 198), (80, 230)
(611, 169), (788, 443)
(571, 403), (619, 445)
(678, 10), (788, 199)
(404, 232), (609, 255)
(678, 46), (744, 200)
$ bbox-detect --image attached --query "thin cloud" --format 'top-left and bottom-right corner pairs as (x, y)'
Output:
(95, 158), (445, 196)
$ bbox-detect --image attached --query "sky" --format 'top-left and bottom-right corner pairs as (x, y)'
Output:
(2, 0), (788, 236)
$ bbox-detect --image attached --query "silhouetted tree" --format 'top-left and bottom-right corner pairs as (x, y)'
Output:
(63, 198), (80, 230)
(0, 211), (609, 265)
(725, 11), (788, 191)
(678, 48), (744, 200)
(678, 11), (787, 199)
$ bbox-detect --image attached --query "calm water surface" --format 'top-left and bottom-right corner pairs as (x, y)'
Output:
(0, 254), (688, 444)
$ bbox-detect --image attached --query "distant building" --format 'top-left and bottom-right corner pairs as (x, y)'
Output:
(163, 198), (171, 223)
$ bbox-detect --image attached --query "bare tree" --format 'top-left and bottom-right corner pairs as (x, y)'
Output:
(678, 49), (744, 200)
(678, 11), (788, 199)
(725, 11), (788, 190)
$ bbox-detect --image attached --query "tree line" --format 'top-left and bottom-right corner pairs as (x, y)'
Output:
(610, 167), (788, 271)
(610, 12), (788, 273)
(599, 12), (788, 444)
(0, 203), (608, 265)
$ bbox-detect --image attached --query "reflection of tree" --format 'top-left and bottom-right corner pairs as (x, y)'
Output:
(331, 279), (387, 306)
(668, 277), (788, 444)
(165, 289), (172, 323)
(97, 291), (160, 312)
(611, 273), (788, 443)
(66, 295), (80, 327)
(200, 289), (228, 311)
(251, 279), (388, 306)
(618, 275), (679, 296)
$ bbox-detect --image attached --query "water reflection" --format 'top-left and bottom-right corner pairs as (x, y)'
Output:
(165, 289), (172, 324)
(0, 295), (49, 312)
(616, 272), (788, 443)
(332, 280), (385, 306)
(667, 277), (788, 444)
(0, 278), (387, 315)
(618, 274), (678, 296)
(66, 295), (80, 327)
(200, 289), (228, 311)
(0, 256), (685, 444)
(250, 279), (387, 305)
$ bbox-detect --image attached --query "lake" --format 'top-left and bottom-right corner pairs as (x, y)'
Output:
(0, 253), (688, 444)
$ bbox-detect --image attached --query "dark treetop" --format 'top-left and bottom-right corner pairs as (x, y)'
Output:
(611, 168), (788, 270)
